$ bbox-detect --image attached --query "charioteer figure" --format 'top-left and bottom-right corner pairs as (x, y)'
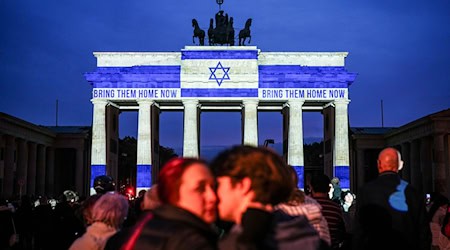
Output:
(192, 0), (251, 46)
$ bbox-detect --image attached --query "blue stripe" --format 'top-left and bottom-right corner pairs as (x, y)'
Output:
(182, 50), (258, 60)
(292, 166), (304, 189)
(389, 180), (409, 212)
(90, 165), (106, 187)
(259, 82), (349, 88)
(92, 82), (180, 88)
(137, 164), (152, 188)
(335, 166), (350, 189)
(181, 88), (258, 97)
(85, 66), (181, 88)
(259, 65), (357, 88)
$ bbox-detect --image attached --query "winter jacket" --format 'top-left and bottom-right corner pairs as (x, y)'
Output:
(353, 171), (431, 250)
(107, 205), (218, 250)
(219, 208), (321, 250)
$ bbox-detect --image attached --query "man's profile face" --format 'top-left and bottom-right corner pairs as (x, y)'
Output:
(216, 176), (242, 223)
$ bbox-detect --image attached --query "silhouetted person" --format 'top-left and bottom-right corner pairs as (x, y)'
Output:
(33, 196), (57, 250)
(275, 166), (331, 247)
(353, 147), (431, 250)
(0, 198), (16, 249)
(141, 184), (161, 211)
(15, 195), (33, 250)
(54, 193), (84, 249)
(70, 192), (129, 250)
(331, 177), (342, 204)
(311, 174), (346, 249)
(427, 192), (450, 249)
(93, 175), (116, 194)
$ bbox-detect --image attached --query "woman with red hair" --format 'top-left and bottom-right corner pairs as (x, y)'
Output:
(108, 157), (218, 250)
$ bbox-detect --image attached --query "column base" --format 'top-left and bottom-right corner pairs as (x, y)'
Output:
(335, 166), (350, 189)
(292, 165), (304, 189)
(90, 165), (106, 195)
(137, 164), (152, 195)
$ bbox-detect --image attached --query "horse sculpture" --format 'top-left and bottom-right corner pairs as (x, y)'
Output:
(208, 18), (215, 45)
(192, 19), (205, 46)
(227, 17), (235, 46)
(239, 18), (252, 46)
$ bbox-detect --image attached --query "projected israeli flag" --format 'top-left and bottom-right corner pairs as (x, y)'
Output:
(180, 46), (259, 98)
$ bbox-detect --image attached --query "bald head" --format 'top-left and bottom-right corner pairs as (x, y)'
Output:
(377, 147), (403, 173)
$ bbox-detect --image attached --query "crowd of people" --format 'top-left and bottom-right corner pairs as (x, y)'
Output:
(1, 146), (449, 250)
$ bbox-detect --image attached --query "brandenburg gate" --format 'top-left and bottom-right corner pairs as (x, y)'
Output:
(85, 46), (357, 194)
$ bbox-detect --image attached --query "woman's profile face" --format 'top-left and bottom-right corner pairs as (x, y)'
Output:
(176, 163), (217, 224)
(344, 192), (354, 204)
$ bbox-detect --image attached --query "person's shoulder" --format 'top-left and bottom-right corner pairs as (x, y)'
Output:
(138, 214), (217, 248)
(404, 181), (426, 202)
(404, 180), (421, 193)
(104, 229), (128, 250)
(69, 234), (96, 250)
(273, 214), (321, 250)
(219, 225), (258, 250)
(358, 176), (388, 194)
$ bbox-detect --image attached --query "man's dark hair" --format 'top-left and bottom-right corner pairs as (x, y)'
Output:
(93, 175), (115, 194)
(310, 174), (331, 194)
(210, 145), (292, 205)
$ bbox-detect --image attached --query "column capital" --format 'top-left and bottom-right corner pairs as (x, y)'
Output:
(17, 138), (27, 144)
(182, 99), (199, 105)
(287, 99), (305, 107)
(182, 99), (200, 109)
(91, 99), (108, 105)
(137, 99), (154, 106)
(242, 99), (259, 106)
(334, 99), (351, 105)
(4, 134), (15, 143)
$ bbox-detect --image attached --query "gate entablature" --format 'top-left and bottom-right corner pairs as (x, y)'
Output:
(85, 46), (357, 194)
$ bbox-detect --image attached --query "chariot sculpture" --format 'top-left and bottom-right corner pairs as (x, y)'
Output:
(192, 0), (252, 46)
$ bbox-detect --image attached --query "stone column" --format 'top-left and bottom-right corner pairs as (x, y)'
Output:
(27, 142), (37, 195)
(242, 100), (259, 146)
(410, 139), (422, 191)
(287, 100), (305, 188)
(400, 142), (411, 182)
(3, 135), (15, 197)
(420, 137), (433, 193)
(90, 99), (108, 194)
(137, 100), (153, 194)
(17, 139), (28, 195)
(36, 145), (46, 195)
(445, 134), (450, 198)
(356, 149), (365, 191)
(433, 134), (447, 195)
(75, 148), (84, 194)
(45, 147), (55, 197)
(183, 100), (199, 158)
(334, 99), (351, 189)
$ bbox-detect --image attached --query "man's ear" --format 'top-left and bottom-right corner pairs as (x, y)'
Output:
(398, 160), (404, 171)
(240, 177), (253, 195)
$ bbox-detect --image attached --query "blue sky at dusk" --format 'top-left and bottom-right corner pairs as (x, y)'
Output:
(1, 0), (449, 151)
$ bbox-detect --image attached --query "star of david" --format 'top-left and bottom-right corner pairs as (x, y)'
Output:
(209, 62), (230, 86)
